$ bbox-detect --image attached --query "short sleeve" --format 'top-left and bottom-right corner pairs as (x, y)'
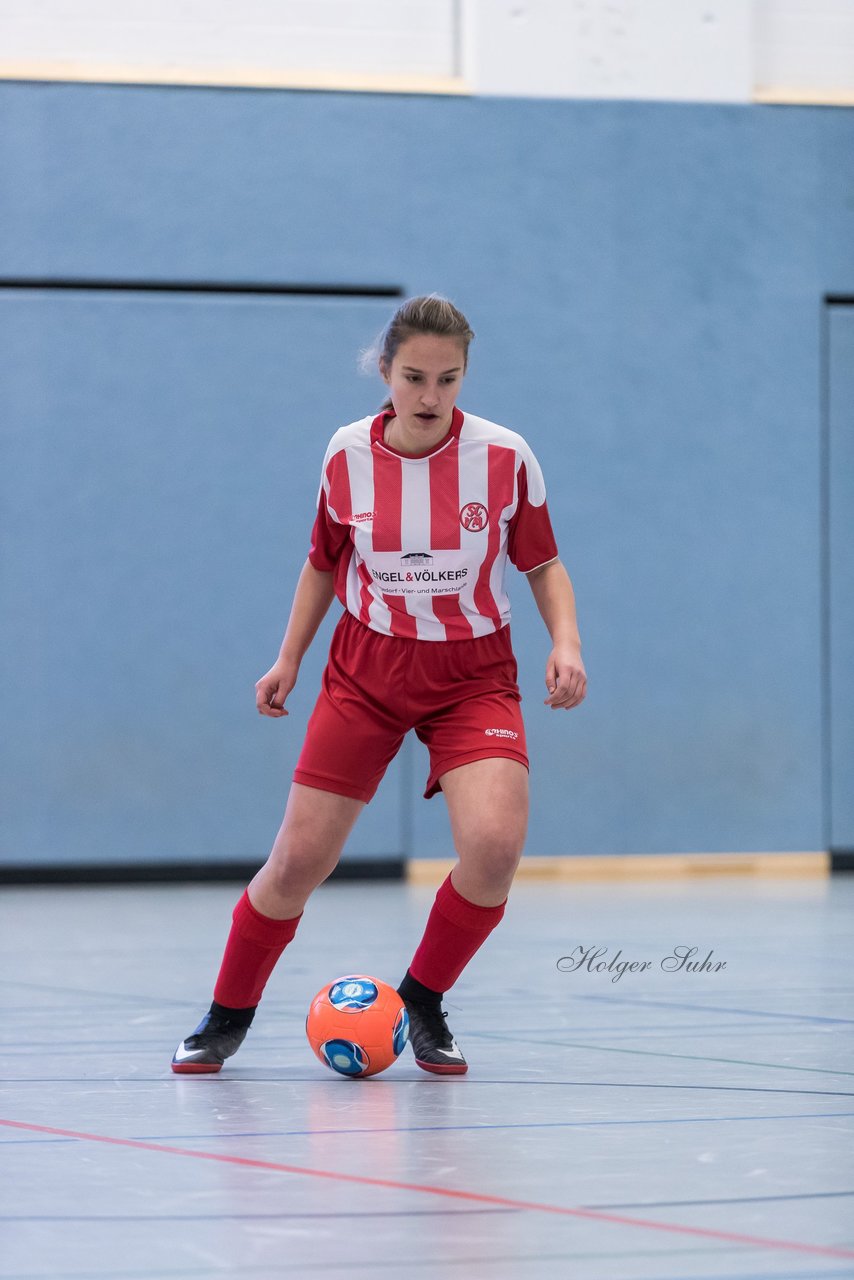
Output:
(507, 457), (559, 573)
(308, 488), (350, 571)
(307, 445), (352, 571)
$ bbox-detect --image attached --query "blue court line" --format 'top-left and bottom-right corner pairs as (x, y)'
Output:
(471, 1079), (854, 1098)
(4, 1018), (833, 1052)
(3, 1110), (852, 1146)
(2, 1075), (854, 1098)
(587, 1189), (854, 1210)
(461, 1020), (849, 1038)
(468, 1028), (854, 1077)
(120, 1109), (854, 1136)
(0, 1018), (802, 1042)
(79, 1110), (854, 1138)
(575, 993), (854, 1026)
(7, 1016), (844, 1049)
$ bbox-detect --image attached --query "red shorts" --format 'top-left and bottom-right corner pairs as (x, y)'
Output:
(294, 611), (528, 802)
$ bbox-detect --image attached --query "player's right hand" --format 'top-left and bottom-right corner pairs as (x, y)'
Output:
(255, 661), (298, 718)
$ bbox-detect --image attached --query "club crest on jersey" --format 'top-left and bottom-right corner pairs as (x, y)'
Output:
(460, 502), (488, 532)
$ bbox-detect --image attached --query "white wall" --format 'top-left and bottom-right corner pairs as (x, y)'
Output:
(466, 0), (752, 103)
(0, 0), (460, 87)
(754, 0), (854, 100)
(1, 0), (853, 102)
(465, 0), (854, 103)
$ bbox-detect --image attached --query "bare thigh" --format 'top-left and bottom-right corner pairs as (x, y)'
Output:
(439, 758), (529, 907)
(249, 783), (364, 918)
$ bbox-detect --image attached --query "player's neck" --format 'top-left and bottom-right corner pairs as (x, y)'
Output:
(384, 413), (453, 456)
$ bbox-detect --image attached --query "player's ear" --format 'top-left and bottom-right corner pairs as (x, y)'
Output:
(379, 358), (390, 384)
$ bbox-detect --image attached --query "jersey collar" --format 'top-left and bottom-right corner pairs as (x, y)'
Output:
(371, 406), (464, 459)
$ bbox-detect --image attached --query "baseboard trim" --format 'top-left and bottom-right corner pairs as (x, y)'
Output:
(754, 87), (854, 107)
(0, 63), (469, 97)
(408, 852), (829, 884)
(1, 852), (833, 887)
(0, 858), (406, 886)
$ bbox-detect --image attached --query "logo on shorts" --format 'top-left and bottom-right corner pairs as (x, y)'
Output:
(485, 728), (519, 740)
(460, 502), (488, 532)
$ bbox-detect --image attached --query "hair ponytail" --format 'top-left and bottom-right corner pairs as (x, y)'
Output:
(362, 294), (474, 408)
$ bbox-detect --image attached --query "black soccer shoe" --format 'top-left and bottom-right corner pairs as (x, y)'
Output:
(171, 1011), (249, 1074)
(403, 1000), (468, 1075)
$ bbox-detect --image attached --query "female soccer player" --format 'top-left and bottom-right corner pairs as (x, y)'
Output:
(172, 295), (586, 1076)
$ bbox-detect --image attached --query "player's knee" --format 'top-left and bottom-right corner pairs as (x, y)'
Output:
(267, 826), (339, 894)
(490, 840), (524, 886)
(265, 851), (337, 899)
(458, 826), (524, 883)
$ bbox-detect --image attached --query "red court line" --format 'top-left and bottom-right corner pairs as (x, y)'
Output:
(3, 1117), (853, 1261)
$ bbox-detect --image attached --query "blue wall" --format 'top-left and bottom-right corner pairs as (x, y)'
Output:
(1, 84), (853, 867)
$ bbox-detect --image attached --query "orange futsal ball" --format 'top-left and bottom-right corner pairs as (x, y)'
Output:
(306, 975), (409, 1078)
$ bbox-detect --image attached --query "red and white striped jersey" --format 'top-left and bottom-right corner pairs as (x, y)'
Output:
(308, 407), (559, 641)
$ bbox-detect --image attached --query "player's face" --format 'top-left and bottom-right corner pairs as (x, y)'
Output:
(382, 334), (466, 446)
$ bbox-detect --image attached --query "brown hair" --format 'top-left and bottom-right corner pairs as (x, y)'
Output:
(363, 294), (474, 410)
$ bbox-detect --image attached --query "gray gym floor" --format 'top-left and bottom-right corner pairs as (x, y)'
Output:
(1, 874), (853, 1279)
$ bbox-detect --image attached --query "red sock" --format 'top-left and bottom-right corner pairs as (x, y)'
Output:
(213, 890), (302, 1009)
(408, 874), (506, 994)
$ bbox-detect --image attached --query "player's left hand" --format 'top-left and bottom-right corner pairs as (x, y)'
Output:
(544, 646), (587, 709)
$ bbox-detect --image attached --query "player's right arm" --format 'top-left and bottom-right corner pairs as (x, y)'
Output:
(255, 559), (336, 718)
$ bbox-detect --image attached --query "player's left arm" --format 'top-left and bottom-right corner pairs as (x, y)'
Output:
(525, 559), (587, 710)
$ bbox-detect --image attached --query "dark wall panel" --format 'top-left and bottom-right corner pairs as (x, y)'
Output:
(0, 289), (405, 866)
(827, 306), (854, 853)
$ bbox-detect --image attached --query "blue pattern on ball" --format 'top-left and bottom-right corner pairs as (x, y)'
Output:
(328, 977), (379, 1011)
(392, 1006), (409, 1057)
(320, 1039), (370, 1076)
